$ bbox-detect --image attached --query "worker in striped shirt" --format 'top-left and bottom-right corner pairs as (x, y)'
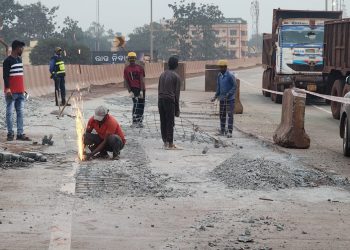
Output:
(3, 40), (31, 141)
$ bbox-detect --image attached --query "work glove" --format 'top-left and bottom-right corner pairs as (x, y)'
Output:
(129, 92), (135, 98)
(139, 91), (144, 99)
(175, 110), (180, 117)
(210, 96), (217, 102)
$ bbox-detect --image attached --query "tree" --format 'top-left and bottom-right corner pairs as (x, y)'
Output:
(127, 22), (176, 60)
(167, 1), (224, 60)
(60, 17), (84, 42)
(14, 2), (59, 43)
(83, 22), (113, 51)
(30, 38), (90, 65)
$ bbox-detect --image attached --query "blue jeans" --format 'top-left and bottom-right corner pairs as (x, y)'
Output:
(219, 99), (235, 134)
(6, 93), (25, 136)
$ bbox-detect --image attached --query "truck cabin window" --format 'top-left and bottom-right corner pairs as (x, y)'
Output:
(280, 26), (324, 46)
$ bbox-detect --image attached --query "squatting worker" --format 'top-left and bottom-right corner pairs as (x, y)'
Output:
(49, 47), (70, 106)
(211, 60), (237, 138)
(83, 106), (126, 160)
(3, 40), (31, 141)
(158, 56), (181, 149)
(124, 52), (146, 128)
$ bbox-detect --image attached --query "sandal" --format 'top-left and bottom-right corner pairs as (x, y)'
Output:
(16, 134), (32, 141)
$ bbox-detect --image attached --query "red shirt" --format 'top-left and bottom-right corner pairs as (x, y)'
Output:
(124, 64), (145, 89)
(86, 114), (126, 145)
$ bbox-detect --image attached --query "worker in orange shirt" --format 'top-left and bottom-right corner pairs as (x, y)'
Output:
(83, 106), (126, 160)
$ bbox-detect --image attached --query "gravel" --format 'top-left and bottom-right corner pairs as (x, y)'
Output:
(75, 138), (192, 198)
(210, 153), (350, 190)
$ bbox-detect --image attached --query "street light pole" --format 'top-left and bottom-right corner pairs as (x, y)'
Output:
(326, 0), (328, 10)
(150, 0), (154, 62)
(96, 0), (100, 51)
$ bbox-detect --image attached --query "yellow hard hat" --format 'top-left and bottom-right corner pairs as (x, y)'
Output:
(217, 59), (228, 66)
(128, 52), (137, 58)
(55, 47), (62, 53)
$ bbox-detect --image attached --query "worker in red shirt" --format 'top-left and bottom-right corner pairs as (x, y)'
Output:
(124, 52), (146, 128)
(83, 106), (126, 160)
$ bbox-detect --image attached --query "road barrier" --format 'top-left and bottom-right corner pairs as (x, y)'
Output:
(235, 79), (243, 114)
(273, 89), (310, 149)
(0, 58), (260, 97)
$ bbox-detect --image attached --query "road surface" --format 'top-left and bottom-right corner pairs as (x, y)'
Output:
(0, 67), (350, 250)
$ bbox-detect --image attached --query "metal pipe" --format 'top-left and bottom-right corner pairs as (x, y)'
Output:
(150, 0), (154, 62)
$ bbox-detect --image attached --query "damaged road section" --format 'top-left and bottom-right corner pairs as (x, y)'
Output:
(76, 139), (192, 198)
(210, 153), (350, 190)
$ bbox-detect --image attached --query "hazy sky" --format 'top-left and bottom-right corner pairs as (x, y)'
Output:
(17, 0), (350, 37)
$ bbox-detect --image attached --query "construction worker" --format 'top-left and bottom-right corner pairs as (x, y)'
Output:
(49, 47), (70, 106)
(3, 40), (31, 141)
(211, 60), (237, 138)
(124, 52), (146, 128)
(158, 56), (181, 149)
(83, 106), (126, 160)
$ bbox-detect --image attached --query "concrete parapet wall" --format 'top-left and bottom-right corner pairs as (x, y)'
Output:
(0, 57), (260, 97)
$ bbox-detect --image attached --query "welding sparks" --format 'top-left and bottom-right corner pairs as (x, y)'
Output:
(73, 88), (85, 161)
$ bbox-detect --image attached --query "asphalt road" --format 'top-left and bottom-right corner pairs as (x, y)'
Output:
(187, 67), (350, 178)
(1, 67), (350, 250)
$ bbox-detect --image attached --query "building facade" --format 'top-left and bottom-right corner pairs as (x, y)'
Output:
(212, 18), (248, 59)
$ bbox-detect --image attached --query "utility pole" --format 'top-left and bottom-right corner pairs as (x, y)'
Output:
(150, 0), (154, 62)
(96, 0), (100, 51)
(250, 0), (260, 54)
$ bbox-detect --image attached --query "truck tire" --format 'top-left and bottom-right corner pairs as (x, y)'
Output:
(262, 70), (271, 97)
(343, 118), (350, 157)
(271, 81), (282, 104)
(342, 84), (350, 97)
(331, 79), (344, 120)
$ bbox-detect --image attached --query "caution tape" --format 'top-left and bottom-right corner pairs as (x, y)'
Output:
(261, 87), (350, 105)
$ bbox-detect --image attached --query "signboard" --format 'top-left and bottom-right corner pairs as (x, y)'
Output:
(91, 51), (156, 65)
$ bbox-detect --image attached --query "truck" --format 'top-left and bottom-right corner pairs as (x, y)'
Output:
(262, 9), (342, 103)
(323, 18), (350, 120)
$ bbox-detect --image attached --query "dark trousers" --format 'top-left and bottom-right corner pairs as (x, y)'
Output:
(84, 133), (123, 155)
(158, 98), (175, 144)
(54, 77), (66, 105)
(219, 99), (235, 133)
(131, 88), (145, 124)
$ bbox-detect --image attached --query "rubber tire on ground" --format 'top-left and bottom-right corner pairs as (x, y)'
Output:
(331, 79), (345, 120)
(270, 81), (282, 104)
(262, 70), (271, 97)
(343, 118), (350, 157)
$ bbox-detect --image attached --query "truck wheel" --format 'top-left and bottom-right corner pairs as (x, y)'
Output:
(262, 70), (271, 97)
(342, 84), (350, 97)
(331, 79), (344, 120)
(271, 81), (282, 104)
(343, 118), (350, 157)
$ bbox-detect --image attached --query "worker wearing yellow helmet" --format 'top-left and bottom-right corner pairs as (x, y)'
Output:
(211, 59), (237, 138)
(124, 51), (146, 128)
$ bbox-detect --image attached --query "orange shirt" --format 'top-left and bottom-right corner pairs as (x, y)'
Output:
(86, 114), (126, 144)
